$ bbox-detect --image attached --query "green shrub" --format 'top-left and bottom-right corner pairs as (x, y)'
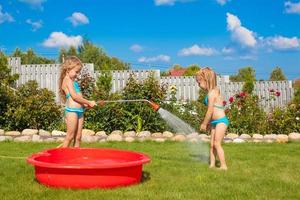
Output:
(0, 52), (19, 128)
(267, 104), (300, 134)
(227, 92), (268, 135)
(84, 73), (168, 133)
(4, 81), (62, 131)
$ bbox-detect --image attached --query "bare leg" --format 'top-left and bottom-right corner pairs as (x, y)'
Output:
(209, 128), (216, 168)
(74, 116), (84, 147)
(214, 123), (228, 170)
(62, 113), (78, 148)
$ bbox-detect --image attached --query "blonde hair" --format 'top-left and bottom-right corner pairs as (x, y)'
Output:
(195, 67), (217, 91)
(58, 56), (82, 102)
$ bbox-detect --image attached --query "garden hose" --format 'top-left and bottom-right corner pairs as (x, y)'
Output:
(0, 155), (26, 159)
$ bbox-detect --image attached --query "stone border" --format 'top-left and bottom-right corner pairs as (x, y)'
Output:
(1, 129), (300, 143)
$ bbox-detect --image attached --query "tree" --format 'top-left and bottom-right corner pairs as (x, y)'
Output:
(183, 64), (201, 76)
(269, 67), (287, 81)
(0, 51), (19, 127)
(12, 48), (54, 64)
(230, 66), (256, 82)
(58, 40), (130, 70)
(78, 40), (130, 70)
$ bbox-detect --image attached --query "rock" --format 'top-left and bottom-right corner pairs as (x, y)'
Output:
(226, 133), (239, 140)
(0, 129), (4, 135)
(239, 134), (251, 141)
(82, 135), (97, 143)
(154, 138), (166, 142)
(107, 134), (123, 142)
(189, 138), (199, 143)
(224, 138), (232, 143)
(44, 138), (56, 142)
(124, 131), (136, 137)
(233, 138), (245, 143)
(51, 130), (66, 136)
(0, 136), (13, 142)
(82, 129), (95, 136)
(99, 138), (107, 143)
(22, 129), (38, 135)
(125, 137), (135, 142)
(32, 135), (42, 142)
(5, 131), (21, 136)
(55, 137), (65, 142)
(111, 130), (123, 135)
(264, 134), (277, 143)
(162, 131), (174, 138)
(137, 131), (151, 138)
(96, 131), (107, 138)
(276, 134), (288, 143)
(171, 134), (186, 142)
(200, 137), (210, 143)
(187, 133), (199, 139)
(39, 129), (51, 137)
(151, 132), (162, 138)
(288, 132), (300, 141)
(14, 135), (32, 142)
(252, 134), (263, 143)
(199, 134), (210, 142)
(199, 134), (209, 139)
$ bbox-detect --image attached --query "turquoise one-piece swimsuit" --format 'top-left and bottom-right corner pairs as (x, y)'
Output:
(204, 95), (229, 127)
(65, 81), (84, 118)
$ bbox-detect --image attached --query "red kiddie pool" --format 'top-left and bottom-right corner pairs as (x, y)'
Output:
(27, 148), (151, 189)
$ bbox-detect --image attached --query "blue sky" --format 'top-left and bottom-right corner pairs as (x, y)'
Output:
(0, 0), (300, 79)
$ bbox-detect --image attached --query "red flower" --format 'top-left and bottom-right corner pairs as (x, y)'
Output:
(229, 97), (234, 103)
(223, 101), (227, 106)
(275, 91), (281, 97)
(240, 92), (246, 97)
(237, 101), (241, 106)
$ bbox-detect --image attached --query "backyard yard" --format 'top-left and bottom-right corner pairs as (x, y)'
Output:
(0, 141), (299, 200)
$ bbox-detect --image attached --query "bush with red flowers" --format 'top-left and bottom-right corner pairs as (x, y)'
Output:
(226, 92), (268, 135)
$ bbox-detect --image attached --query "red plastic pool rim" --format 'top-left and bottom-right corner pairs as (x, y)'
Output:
(27, 148), (151, 189)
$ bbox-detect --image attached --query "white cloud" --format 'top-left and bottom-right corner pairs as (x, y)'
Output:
(178, 44), (217, 56)
(265, 36), (300, 50)
(154, 0), (176, 6)
(226, 13), (257, 48)
(19, 0), (46, 10)
(216, 0), (231, 6)
(285, 1), (300, 14)
(67, 12), (89, 26)
(0, 5), (14, 24)
(26, 19), (42, 31)
(42, 32), (83, 48)
(130, 44), (143, 52)
(138, 54), (171, 63)
(154, 0), (194, 6)
(222, 47), (235, 54)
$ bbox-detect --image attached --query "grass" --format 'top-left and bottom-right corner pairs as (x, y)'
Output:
(0, 141), (299, 200)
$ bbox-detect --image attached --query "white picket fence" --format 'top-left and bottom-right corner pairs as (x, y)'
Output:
(8, 57), (294, 110)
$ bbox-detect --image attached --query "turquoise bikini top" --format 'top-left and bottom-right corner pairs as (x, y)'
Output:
(204, 95), (225, 110)
(66, 81), (81, 99)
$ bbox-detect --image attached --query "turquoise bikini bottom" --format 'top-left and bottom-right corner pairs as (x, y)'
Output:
(210, 116), (229, 127)
(65, 107), (84, 118)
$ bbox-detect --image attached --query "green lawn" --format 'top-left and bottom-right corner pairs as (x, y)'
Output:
(0, 141), (299, 200)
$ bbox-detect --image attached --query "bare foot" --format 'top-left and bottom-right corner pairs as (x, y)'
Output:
(209, 165), (216, 169)
(219, 166), (228, 171)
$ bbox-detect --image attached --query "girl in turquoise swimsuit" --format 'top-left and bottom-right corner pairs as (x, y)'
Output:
(59, 56), (96, 148)
(196, 67), (229, 170)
